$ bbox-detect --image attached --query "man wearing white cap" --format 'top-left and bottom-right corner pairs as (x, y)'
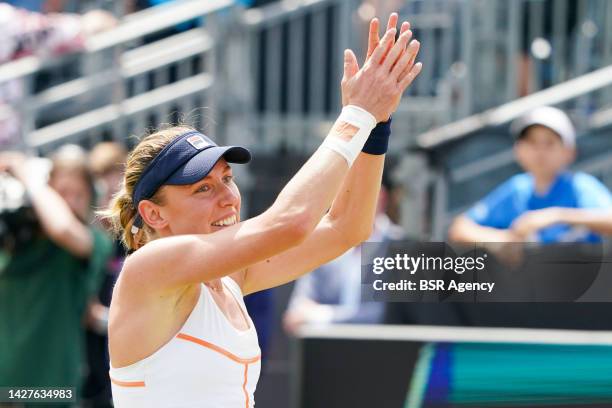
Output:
(449, 106), (612, 243)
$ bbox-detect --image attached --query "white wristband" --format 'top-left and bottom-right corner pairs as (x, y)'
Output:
(321, 105), (377, 166)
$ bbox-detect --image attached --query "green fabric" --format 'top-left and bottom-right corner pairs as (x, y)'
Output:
(0, 228), (111, 403)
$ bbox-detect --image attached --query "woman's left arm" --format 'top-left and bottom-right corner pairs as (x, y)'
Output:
(235, 14), (420, 295)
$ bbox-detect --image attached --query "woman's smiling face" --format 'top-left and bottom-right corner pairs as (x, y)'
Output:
(155, 159), (241, 236)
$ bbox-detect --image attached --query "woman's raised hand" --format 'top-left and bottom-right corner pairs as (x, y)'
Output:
(341, 13), (422, 122)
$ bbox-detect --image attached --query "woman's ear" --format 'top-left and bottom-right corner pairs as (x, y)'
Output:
(138, 200), (168, 231)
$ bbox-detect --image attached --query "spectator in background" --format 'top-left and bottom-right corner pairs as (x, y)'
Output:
(283, 175), (404, 335)
(0, 146), (112, 404)
(0, 4), (115, 62)
(449, 106), (612, 244)
(0, 4), (116, 148)
(82, 142), (128, 407)
(90, 142), (128, 211)
(2, 0), (64, 12)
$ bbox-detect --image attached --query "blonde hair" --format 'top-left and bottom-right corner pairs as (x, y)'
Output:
(104, 125), (195, 251)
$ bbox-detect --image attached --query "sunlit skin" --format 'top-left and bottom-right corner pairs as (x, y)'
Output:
(49, 170), (92, 222)
(514, 125), (575, 193)
(138, 158), (241, 291)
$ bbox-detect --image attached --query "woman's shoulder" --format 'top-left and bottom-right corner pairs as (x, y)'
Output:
(121, 235), (188, 274)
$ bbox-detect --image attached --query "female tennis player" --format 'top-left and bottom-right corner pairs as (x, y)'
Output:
(107, 13), (421, 407)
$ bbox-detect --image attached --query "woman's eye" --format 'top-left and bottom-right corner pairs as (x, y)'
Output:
(223, 175), (234, 183)
(197, 184), (210, 193)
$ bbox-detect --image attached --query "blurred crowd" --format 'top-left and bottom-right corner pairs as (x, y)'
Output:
(2, 1), (612, 407)
(1, 142), (123, 407)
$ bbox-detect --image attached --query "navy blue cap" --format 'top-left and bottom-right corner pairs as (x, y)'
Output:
(131, 130), (251, 230)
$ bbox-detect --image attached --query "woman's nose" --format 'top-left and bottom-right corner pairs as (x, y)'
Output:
(218, 184), (239, 207)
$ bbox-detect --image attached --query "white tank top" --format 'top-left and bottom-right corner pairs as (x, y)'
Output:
(109, 276), (261, 408)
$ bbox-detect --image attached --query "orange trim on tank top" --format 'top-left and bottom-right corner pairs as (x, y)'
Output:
(110, 377), (146, 387)
(176, 332), (261, 364)
(176, 332), (260, 408)
(243, 362), (250, 408)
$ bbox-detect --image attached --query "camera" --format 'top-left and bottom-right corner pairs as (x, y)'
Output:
(0, 174), (40, 254)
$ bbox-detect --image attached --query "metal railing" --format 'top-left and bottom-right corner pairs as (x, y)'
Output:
(219, 0), (612, 153)
(6, 0), (612, 154)
(459, 0), (612, 114)
(221, 0), (460, 152)
(2, 0), (233, 154)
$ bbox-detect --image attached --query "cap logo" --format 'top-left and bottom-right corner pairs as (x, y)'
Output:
(186, 135), (210, 150)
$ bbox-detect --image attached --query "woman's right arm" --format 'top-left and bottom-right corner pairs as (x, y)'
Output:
(125, 27), (410, 291)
